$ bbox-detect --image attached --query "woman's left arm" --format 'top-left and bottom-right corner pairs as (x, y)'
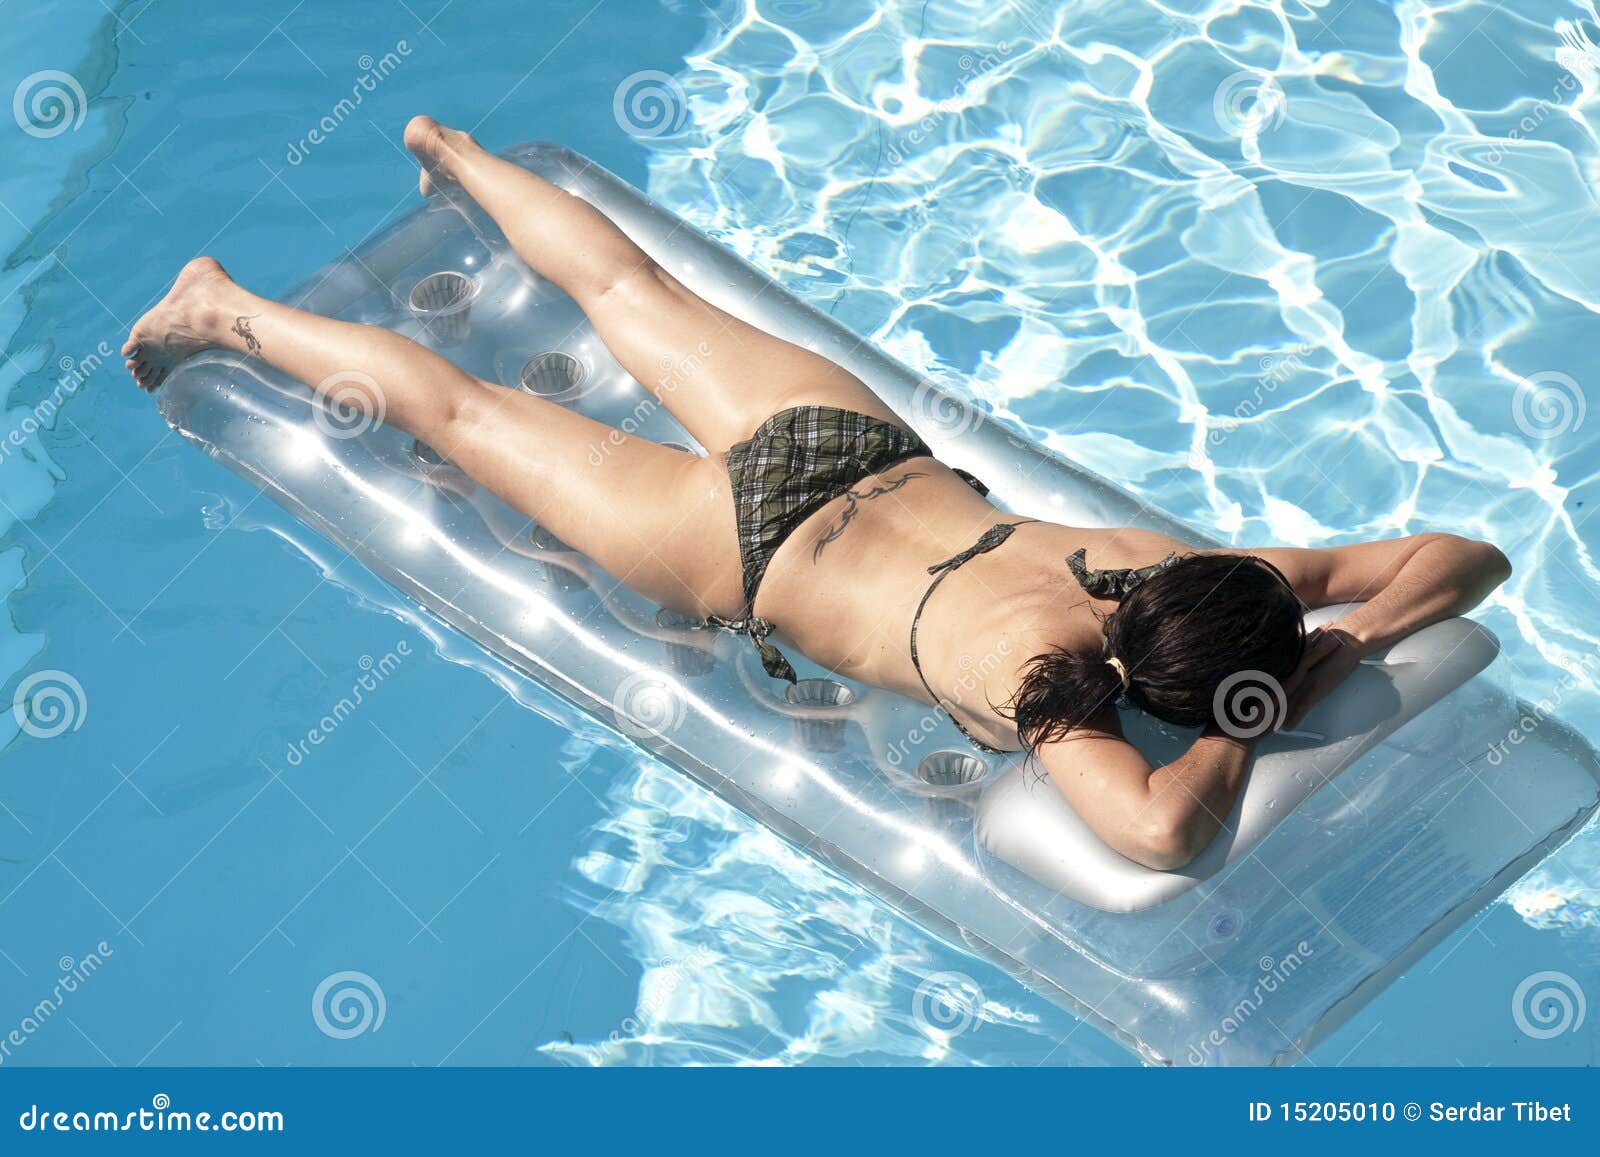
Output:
(1252, 533), (1513, 728)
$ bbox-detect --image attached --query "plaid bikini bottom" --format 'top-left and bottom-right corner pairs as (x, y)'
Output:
(705, 404), (987, 682)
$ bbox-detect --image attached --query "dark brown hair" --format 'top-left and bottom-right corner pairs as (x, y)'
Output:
(1005, 553), (1306, 749)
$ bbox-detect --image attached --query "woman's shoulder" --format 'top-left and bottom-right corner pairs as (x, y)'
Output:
(1034, 523), (1198, 567)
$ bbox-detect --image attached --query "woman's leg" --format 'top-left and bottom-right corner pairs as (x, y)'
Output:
(124, 258), (744, 617)
(404, 116), (900, 451)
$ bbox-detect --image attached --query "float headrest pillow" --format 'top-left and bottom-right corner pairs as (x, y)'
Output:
(976, 605), (1501, 913)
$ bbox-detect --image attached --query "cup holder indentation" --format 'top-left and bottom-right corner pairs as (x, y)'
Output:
(408, 271), (475, 346)
(914, 750), (987, 789)
(655, 608), (715, 678)
(411, 438), (447, 467)
(520, 351), (587, 400)
(784, 678), (857, 753)
(530, 526), (588, 592)
(785, 679), (857, 709)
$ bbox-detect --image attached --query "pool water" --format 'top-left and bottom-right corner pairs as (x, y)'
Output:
(1, 0), (1597, 1066)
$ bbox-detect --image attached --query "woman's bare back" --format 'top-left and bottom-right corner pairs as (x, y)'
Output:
(753, 460), (1194, 749)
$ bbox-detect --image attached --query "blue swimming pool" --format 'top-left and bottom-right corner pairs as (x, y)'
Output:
(1, 0), (1596, 1067)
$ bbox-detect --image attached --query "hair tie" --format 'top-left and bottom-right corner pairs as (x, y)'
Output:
(1105, 655), (1131, 694)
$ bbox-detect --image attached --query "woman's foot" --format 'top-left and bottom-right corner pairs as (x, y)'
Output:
(404, 114), (479, 197)
(121, 257), (240, 392)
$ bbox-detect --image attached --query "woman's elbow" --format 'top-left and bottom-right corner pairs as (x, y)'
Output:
(1118, 814), (1201, 872)
(1479, 540), (1513, 585)
(1440, 537), (1510, 582)
(1450, 534), (1513, 589)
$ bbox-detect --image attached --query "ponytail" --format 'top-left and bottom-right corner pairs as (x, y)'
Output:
(1006, 644), (1126, 750)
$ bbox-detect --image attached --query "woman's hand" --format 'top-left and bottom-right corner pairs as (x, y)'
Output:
(1278, 624), (1365, 731)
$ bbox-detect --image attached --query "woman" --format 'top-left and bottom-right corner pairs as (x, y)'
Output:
(124, 117), (1512, 871)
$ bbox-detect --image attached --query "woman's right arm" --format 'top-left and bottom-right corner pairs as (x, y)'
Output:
(1253, 533), (1511, 728)
(1252, 533), (1510, 634)
(1035, 706), (1258, 871)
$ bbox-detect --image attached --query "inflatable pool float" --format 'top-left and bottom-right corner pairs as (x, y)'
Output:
(156, 144), (1600, 1066)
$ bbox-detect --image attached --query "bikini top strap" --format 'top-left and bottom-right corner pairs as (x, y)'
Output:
(907, 520), (1038, 753)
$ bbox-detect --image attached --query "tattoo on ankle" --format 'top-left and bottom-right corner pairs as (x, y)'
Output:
(232, 314), (262, 357)
(812, 470), (926, 562)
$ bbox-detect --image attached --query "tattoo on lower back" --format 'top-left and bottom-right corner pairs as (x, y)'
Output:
(232, 314), (262, 357)
(812, 470), (926, 562)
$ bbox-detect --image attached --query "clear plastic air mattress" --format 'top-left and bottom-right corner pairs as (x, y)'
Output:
(156, 144), (1600, 1066)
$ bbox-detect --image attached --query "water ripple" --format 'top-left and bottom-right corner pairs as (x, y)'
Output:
(645, 0), (1600, 937)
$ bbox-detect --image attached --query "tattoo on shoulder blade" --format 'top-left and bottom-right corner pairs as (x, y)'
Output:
(232, 314), (262, 357)
(812, 470), (926, 562)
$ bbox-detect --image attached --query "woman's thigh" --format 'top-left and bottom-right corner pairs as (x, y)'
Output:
(441, 378), (746, 618)
(574, 263), (904, 452)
